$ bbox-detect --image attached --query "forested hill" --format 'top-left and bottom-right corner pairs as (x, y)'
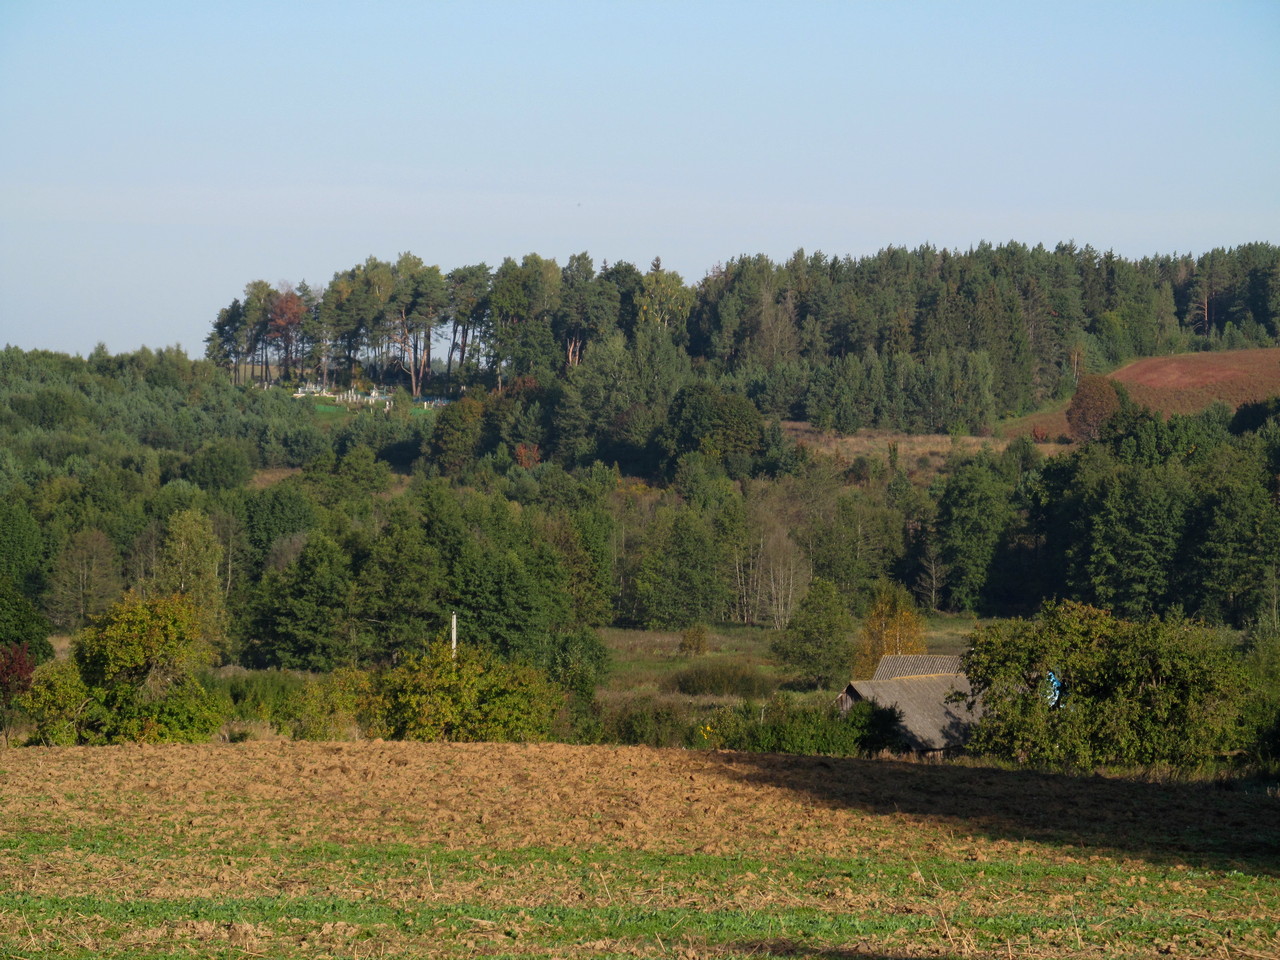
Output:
(208, 241), (1280, 437)
(4, 328), (1280, 650)
(3, 239), (1280, 688)
(5, 241), (1280, 760)
(5, 310), (1280, 766)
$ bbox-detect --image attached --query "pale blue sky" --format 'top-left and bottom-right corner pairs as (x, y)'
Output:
(1, 1), (1277, 355)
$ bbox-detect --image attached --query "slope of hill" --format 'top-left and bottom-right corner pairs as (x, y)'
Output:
(1002, 347), (1280, 442)
(1111, 347), (1280, 415)
(788, 349), (1280, 458)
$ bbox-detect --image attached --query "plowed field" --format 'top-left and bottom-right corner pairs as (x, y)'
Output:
(1, 741), (1277, 959)
(1111, 347), (1280, 416)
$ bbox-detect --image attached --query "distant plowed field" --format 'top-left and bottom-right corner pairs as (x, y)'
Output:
(1, 741), (1277, 958)
(1111, 347), (1280, 416)
(812, 349), (1280, 452)
(1011, 347), (1280, 440)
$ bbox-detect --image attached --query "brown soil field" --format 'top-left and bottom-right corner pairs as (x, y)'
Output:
(1110, 347), (1280, 416)
(2, 741), (1277, 958)
(793, 349), (1280, 456)
(3, 740), (1269, 865)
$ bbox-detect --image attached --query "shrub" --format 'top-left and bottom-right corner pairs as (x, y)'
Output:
(663, 661), (775, 698)
(280, 667), (376, 741)
(678, 624), (708, 657)
(1241, 628), (1280, 763)
(375, 642), (563, 743)
(203, 668), (311, 724)
(560, 694), (606, 745)
(103, 675), (227, 744)
(544, 626), (610, 698)
(703, 694), (902, 757)
(69, 591), (225, 744)
(17, 659), (91, 746)
(186, 439), (253, 491)
(202, 667), (375, 741)
(964, 600), (1248, 768)
(601, 695), (697, 748)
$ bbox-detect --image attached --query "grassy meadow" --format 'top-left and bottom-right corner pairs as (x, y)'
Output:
(600, 616), (980, 695)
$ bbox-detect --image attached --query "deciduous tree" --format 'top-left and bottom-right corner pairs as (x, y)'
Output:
(637, 257), (694, 330)
(0, 641), (36, 745)
(770, 577), (855, 688)
(854, 580), (926, 679)
(72, 591), (223, 744)
(266, 283), (308, 380)
(45, 528), (122, 632)
(1065, 374), (1122, 442)
(151, 508), (226, 654)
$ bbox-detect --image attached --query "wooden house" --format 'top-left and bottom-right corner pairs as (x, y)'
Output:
(836, 654), (982, 754)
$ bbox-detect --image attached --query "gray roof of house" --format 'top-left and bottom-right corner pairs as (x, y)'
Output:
(871, 654), (964, 681)
(844, 672), (982, 752)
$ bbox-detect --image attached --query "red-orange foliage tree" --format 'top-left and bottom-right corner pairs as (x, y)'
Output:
(267, 286), (308, 380)
(0, 643), (36, 746)
(1065, 374), (1121, 442)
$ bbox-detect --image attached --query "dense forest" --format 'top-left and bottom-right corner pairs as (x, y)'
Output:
(207, 241), (1280, 436)
(2, 240), (1279, 761)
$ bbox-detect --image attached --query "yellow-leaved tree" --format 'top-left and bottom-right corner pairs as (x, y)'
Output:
(854, 580), (926, 679)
